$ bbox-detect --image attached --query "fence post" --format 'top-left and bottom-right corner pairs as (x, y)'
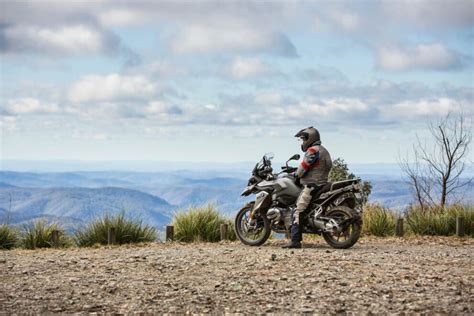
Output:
(51, 230), (59, 248)
(166, 225), (174, 242)
(396, 218), (404, 237)
(220, 224), (228, 241)
(456, 216), (465, 237)
(108, 227), (116, 245)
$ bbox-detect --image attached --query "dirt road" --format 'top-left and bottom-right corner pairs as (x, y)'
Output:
(1, 237), (473, 314)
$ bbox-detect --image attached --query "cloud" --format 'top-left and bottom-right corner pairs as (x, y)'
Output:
(6, 73), (470, 128)
(71, 129), (110, 141)
(0, 23), (120, 56)
(226, 57), (271, 79)
(255, 93), (283, 106)
(68, 74), (157, 103)
(137, 61), (189, 78)
(377, 43), (464, 71)
(278, 98), (371, 123)
(380, 0), (474, 29)
(98, 2), (300, 57)
(92, 133), (108, 140)
(64, 102), (144, 120)
(0, 116), (17, 131)
(329, 10), (361, 31)
(2, 98), (60, 116)
(144, 101), (183, 115)
(385, 98), (461, 118)
(0, 1), (133, 60)
(169, 24), (297, 57)
(311, 1), (474, 36)
(313, 7), (364, 33)
(298, 66), (349, 84)
(98, 9), (148, 27)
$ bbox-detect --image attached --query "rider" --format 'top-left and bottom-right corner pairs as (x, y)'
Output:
(282, 126), (332, 249)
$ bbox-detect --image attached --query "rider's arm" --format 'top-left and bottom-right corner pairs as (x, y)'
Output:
(295, 147), (320, 178)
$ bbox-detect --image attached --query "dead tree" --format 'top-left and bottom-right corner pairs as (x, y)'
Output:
(399, 112), (472, 209)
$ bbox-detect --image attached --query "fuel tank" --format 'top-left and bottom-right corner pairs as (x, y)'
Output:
(257, 177), (301, 206)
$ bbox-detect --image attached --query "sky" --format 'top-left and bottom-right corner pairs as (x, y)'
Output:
(1, 0), (473, 165)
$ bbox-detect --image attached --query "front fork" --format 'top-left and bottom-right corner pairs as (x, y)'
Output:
(249, 191), (270, 220)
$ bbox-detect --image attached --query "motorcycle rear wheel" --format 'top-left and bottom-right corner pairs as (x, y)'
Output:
(235, 202), (271, 246)
(322, 206), (361, 249)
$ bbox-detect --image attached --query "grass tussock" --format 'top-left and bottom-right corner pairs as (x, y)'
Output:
(74, 211), (157, 247)
(405, 205), (473, 237)
(20, 220), (70, 249)
(0, 225), (18, 249)
(362, 204), (397, 236)
(172, 204), (236, 242)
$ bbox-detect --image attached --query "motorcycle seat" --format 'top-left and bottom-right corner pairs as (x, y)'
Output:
(311, 179), (359, 200)
(329, 179), (359, 191)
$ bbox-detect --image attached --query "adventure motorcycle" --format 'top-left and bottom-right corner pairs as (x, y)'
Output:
(235, 153), (363, 249)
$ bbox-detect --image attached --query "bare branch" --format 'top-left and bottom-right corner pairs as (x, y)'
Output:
(399, 110), (472, 209)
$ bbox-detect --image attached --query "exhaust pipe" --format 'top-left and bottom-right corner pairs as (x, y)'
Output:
(311, 219), (326, 230)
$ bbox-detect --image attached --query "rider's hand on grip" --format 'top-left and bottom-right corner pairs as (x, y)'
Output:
(294, 175), (301, 187)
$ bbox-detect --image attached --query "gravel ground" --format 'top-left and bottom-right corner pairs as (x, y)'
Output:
(1, 236), (473, 314)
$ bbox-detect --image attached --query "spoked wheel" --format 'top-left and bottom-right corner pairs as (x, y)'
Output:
(235, 202), (271, 246)
(322, 206), (361, 249)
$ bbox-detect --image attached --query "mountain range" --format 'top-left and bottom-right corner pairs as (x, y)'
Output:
(1, 167), (472, 232)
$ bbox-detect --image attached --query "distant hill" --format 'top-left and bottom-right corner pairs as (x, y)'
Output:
(143, 177), (247, 208)
(0, 186), (174, 231)
(0, 171), (251, 213)
(1, 170), (472, 231)
(0, 171), (137, 188)
(0, 182), (17, 188)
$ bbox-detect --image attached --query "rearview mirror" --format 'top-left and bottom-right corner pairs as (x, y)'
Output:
(289, 154), (300, 161)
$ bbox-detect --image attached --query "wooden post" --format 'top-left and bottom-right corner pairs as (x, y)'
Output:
(166, 225), (174, 242)
(51, 230), (59, 248)
(108, 227), (116, 245)
(220, 224), (229, 241)
(395, 218), (404, 237)
(456, 216), (465, 237)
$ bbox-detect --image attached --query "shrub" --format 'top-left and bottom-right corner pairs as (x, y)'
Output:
(19, 220), (70, 249)
(362, 204), (397, 236)
(0, 225), (18, 250)
(172, 204), (236, 242)
(74, 211), (157, 247)
(405, 205), (473, 236)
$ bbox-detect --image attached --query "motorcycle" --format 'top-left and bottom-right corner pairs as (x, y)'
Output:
(235, 153), (363, 249)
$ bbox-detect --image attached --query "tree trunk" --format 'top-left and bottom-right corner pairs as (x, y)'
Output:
(441, 177), (447, 208)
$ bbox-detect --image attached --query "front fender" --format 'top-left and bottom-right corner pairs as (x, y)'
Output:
(241, 184), (256, 196)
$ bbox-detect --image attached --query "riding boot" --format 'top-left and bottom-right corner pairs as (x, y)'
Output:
(282, 213), (302, 249)
(282, 224), (301, 248)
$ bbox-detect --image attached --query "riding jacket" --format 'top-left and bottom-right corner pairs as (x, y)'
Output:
(296, 143), (332, 186)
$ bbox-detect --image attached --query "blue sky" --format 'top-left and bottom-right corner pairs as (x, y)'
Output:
(1, 0), (473, 164)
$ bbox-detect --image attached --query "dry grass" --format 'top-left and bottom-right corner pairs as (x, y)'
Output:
(172, 204), (236, 242)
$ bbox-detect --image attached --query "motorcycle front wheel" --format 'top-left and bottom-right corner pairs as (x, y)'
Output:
(235, 202), (271, 246)
(322, 206), (361, 249)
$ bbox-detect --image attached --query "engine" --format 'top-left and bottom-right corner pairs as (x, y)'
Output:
(267, 206), (292, 228)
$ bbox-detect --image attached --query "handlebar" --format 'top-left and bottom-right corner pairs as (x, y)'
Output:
(281, 166), (297, 173)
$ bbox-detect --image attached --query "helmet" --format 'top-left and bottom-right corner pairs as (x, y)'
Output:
(295, 126), (321, 152)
